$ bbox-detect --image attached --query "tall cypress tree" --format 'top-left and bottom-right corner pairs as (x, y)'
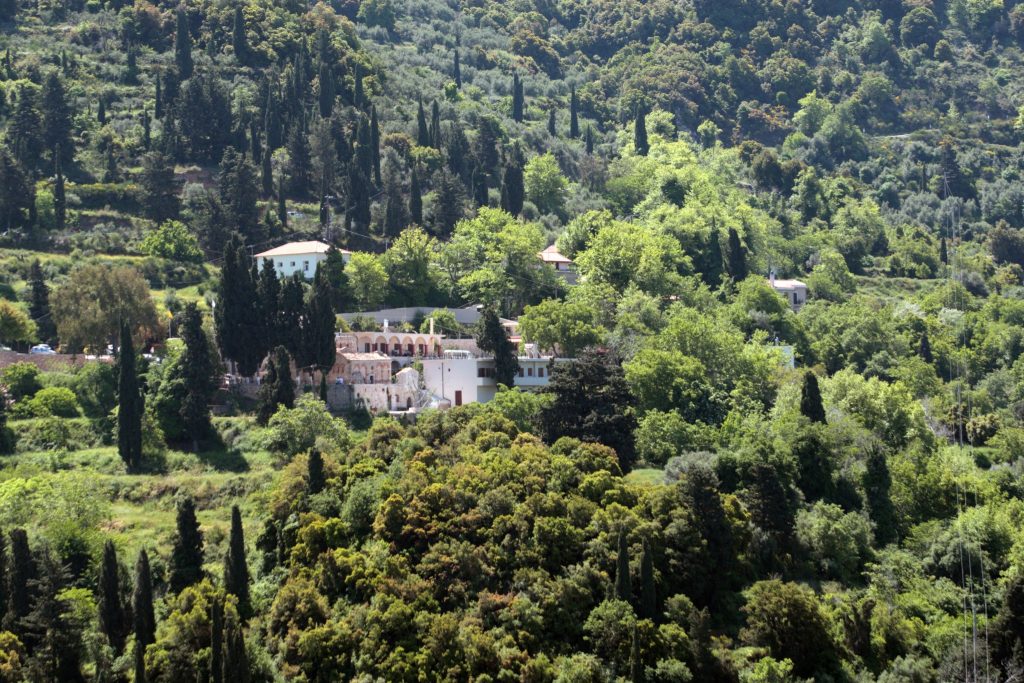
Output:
(154, 73), (163, 119)
(0, 533), (8, 627)
(416, 99), (430, 147)
(634, 106), (648, 156)
(215, 236), (265, 377)
(222, 604), (251, 683)
(261, 142), (273, 197)
(97, 540), (128, 654)
(429, 100), (441, 149)
(210, 597), (224, 683)
(256, 346), (294, 425)
(232, 6), (248, 63)
(318, 63), (334, 118)
(569, 85), (579, 138)
(308, 449), (325, 495)
(726, 227), (747, 280)
(23, 547), (83, 682)
(224, 506), (250, 618)
(174, 6), (193, 79)
(639, 539), (657, 621)
(512, 73), (524, 123)
(139, 151), (180, 223)
(500, 145), (525, 217)
(52, 149), (65, 231)
(117, 322), (144, 473)
(701, 229), (724, 288)
(28, 260), (54, 343)
(41, 71), (74, 162)
(410, 166), (423, 225)
(5, 528), (34, 635)
(300, 267), (336, 384)
(453, 50), (461, 88)
(614, 527), (631, 602)
(863, 449), (896, 546)
(547, 109), (556, 137)
(585, 124), (594, 155)
(257, 259), (282, 349)
(432, 169), (465, 237)
(353, 63), (364, 109)
(799, 371), (826, 424)
(178, 303), (216, 452)
(370, 105), (381, 186)
(475, 308), (518, 386)
(97, 98), (106, 125)
(169, 494), (204, 592)
(132, 549), (155, 682)
(919, 330), (933, 363)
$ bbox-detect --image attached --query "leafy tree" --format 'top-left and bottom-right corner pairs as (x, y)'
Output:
(639, 539), (657, 621)
(524, 152), (567, 217)
(117, 322), (144, 473)
(991, 572), (1024, 676)
(800, 371), (826, 423)
(97, 540), (128, 654)
(0, 301), (35, 347)
(475, 308), (519, 387)
(51, 264), (160, 353)
(141, 220), (203, 262)
(519, 299), (603, 357)
(224, 506), (250, 618)
(169, 494), (204, 592)
(539, 349), (637, 471)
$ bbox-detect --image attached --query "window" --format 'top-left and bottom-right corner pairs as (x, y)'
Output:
(304, 260), (310, 272)
(793, 292), (798, 304)
(527, 367), (534, 377)
(290, 261), (295, 268)
(538, 368), (545, 378)
(455, 390), (462, 406)
(365, 343), (370, 352)
(518, 368), (524, 377)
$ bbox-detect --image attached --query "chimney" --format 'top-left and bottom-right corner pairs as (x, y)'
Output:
(383, 318), (389, 332)
(429, 317), (435, 336)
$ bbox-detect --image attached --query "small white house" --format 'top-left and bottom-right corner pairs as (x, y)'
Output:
(768, 271), (807, 311)
(254, 241), (352, 279)
(420, 347), (567, 406)
(538, 244), (577, 284)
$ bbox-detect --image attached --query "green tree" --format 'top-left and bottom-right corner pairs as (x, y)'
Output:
(40, 71), (74, 163)
(231, 6), (248, 62)
(174, 6), (193, 79)
(524, 152), (567, 217)
(799, 371), (826, 423)
(169, 494), (204, 592)
(215, 236), (265, 377)
(410, 166), (423, 225)
(139, 152), (181, 223)
(257, 346), (295, 425)
(569, 85), (579, 138)
(133, 550), (155, 683)
(52, 151), (64, 232)
(614, 527), (632, 602)
(300, 266), (337, 382)
(539, 349), (637, 471)
(307, 448), (325, 495)
(4, 529), (34, 635)
(727, 227), (747, 280)
(223, 505), (250, 618)
(0, 301), (35, 347)
(117, 322), (144, 473)
(500, 145), (525, 217)
(141, 220), (203, 262)
(219, 148), (261, 242)
(519, 299), (603, 357)
(512, 72), (524, 123)
(97, 540), (128, 654)
(177, 303), (216, 451)
(475, 308), (519, 387)
(634, 107), (648, 156)
(863, 448), (896, 546)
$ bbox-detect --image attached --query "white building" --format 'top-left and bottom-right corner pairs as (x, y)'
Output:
(254, 241), (352, 279)
(769, 272), (807, 311)
(538, 244), (577, 284)
(420, 346), (564, 407)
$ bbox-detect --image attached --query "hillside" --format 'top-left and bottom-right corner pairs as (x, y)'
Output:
(1, 0), (1024, 681)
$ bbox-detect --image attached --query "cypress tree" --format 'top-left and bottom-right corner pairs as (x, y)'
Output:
(569, 85), (579, 138)
(863, 449), (896, 546)
(308, 449), (325, 495)
(300, 267), (336, 383)
(940, 236), (948, 264)
(614, 527), (631, 602)
(475, 308), (518, 386)
(232, 6), (248, 63)
(286, 124), (312, 197)
(547, 109), (556, 136)
(318, 63), (334, 118)
(264, 88), (282, 151)
(257, 259), (282, 348)
(132, 550), (155, 654)
(256, 346), (294, 425)
(0, 533), (7, 627)
(410, 166), (423, 225)
(279, 275), (305, 359)
(97, 98), (106, 125)
(125, 43), (139, 84)
(370, 105), (381, 186)
(28, 261), (53, 342)
(319, 372), (328, 402)
(215, 236), (265, 378)
(5, 529), (34, 634)
(10, 84), (43, 171)
(139, 151), (180, 223)
(639, 539), (657, 621)
(629, 625), (644, 683)
(169, 494), (204, 592)
(726, 227), (747, 280)
(41, 70), (74, 162)
(512, 73), (524, 123)
(277, 176), (287, 228)
(52, 149), (65, 232)
(432, 169), (465, 237)
(429, 100), (441, 149)
(154, 73), (162, 119)
(500, 146), (525, 217)
(210, 597), (224, 683)
(174, 6), (193, 79)
(97, 540), (128, 654)
(23, 547), (83, 682)
(383, 171), (408, 236)
(261, 142), (273, 196)
(416, 99), (430, 147)
(222, 605), (251, 683)
(919, 330), (933, 363)
(585, 124), (594, 155)
(472, 168), (488, 208)
(117, 322), (144, 473)
(249, 120), (260, 163)
(142, 109), (152, 150)
(453, 50), (461, 88)
(178, 303), (216, 452)
(701, 229), (724, 288)
(224, 506), (250, 618)
(799, 371), (826, 424)
(634, 106), (648, 156)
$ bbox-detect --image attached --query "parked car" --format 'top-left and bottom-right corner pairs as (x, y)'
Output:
(29, 344), (56, 354)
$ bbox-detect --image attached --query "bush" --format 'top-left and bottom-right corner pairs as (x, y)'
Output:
(0, 363), (42, 401)
(11, 417), (102, 452)
(265, 394), (352, 460)
(27, 387), (81, 417)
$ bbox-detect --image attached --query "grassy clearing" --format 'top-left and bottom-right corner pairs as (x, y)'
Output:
(626, 467), (666, 486)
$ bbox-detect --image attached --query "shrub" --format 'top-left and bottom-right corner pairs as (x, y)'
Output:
(0, 363), (42, 401)
(11, 417), (102, 452)
(28, 387), (81, 417)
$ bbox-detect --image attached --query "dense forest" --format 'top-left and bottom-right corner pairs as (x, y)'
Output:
(1, 0), (1024, 680)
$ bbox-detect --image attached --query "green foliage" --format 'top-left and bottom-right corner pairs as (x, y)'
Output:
(265, 393), (351, 458)
(27, 386), (79, 417)
(140, 221), (202, 263)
